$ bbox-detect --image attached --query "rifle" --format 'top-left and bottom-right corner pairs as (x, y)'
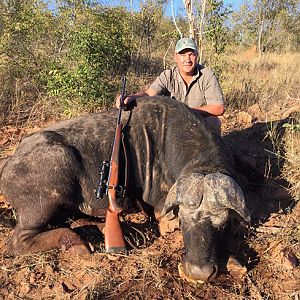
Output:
(96, 77), (127, 253)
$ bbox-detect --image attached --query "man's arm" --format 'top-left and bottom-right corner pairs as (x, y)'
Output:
(116, 87), (158, 108)
(192, 103), (224, 117)
(194, 67), (224, 117)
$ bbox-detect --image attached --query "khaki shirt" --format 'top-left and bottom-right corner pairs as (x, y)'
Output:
(149, 65), (224, 108)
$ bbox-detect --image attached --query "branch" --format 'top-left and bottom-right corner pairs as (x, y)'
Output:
(163, 41), (173, 69)
(170, 0), (182, 38)
(198, 0), (207, 64)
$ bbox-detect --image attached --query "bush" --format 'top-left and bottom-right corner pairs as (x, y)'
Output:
(46, 7), (131, 115)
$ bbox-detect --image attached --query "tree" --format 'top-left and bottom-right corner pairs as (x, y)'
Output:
(230, 0), (300, 53)
(179, 0), (231, 65)
(46, 4), (132, 112)
(0, 0), (58, 123)
(183, 0), (197, 39)
(204, 0), (232, 55)
(229, 3), (256, 48)
(0, 0), (133, 121)
(133, 1), (164, 60)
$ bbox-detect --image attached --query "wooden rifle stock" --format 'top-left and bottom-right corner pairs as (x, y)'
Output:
(104, 78), (127, 253)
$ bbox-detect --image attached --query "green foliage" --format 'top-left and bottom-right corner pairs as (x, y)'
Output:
(229, 0), (300, 52)
(46, 6), (131, 113)
(0, 0), (59, 123)
(0, 1), (133, 119)
(128, 0), (176, 73)
(198, 0), (232, 78)
(0, 1), (55, 74)
(205, 0), (232, 55)
(0, 0), (300, 125)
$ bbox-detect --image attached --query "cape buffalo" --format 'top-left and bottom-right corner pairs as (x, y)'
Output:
(0, 97), (250, 283)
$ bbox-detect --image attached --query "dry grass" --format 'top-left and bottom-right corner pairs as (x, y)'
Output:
(221, 52), (300, 197)
(222, 53), (300, 113)
(282, 116), (300, 199)
(1, 52), (300, 300)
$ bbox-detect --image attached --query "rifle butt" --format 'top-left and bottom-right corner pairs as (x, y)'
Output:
(104, 209), (127, 253)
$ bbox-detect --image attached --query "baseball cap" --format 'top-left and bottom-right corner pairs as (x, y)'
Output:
(175, 37), (197, 53)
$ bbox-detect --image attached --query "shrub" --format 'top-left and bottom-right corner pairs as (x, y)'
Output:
(46, 7), (131, 115)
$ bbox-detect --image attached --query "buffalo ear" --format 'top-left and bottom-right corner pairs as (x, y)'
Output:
(160, 173), (205, 218)
(201, 173), (251, 226)
(159, 180), (179, 218)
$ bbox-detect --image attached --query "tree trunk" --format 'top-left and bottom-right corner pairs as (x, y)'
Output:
(198, 0), (206, 64)
(257, 5), (264, 56)
(183, 0), (195, 39)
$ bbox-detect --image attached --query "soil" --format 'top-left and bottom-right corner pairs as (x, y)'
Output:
(0, 102), (299, 300)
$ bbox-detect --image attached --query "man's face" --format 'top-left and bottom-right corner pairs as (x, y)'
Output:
(175, 48), (198, 76)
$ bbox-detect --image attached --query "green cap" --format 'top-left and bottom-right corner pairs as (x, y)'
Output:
(175, 37), (197, 53)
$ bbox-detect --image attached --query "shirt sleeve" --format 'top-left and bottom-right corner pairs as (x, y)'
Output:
(202, 69), (224, 105)
(148, 70), (171, 95)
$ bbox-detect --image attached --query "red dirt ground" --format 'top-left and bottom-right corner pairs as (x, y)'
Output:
(0, 103), (299, 300)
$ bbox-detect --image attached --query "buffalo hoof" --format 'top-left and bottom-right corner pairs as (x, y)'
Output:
(178, 261), (218, 284)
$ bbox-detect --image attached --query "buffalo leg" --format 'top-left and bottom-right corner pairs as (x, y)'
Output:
(5, 204), (90, 256)
(6, 226), (90, 256)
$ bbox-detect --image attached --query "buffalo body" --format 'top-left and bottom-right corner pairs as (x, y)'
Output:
(0, 97), (250, 282)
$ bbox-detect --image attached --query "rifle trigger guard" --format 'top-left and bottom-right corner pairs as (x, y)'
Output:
(107, 185), (125, 197)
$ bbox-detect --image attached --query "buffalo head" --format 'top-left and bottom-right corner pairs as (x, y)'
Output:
(160, 172), (250, 283)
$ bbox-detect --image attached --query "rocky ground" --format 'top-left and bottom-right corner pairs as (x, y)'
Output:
(0, 101), (299, 300)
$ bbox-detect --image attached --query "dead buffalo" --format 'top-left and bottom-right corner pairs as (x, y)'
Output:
(0, 97), (250, 283)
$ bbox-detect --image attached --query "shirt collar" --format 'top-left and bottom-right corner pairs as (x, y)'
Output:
(195, 64), (204, 78)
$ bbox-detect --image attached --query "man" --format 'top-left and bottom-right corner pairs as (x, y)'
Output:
(117, 37), (224, 134)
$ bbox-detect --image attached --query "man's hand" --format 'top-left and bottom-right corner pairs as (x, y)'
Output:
(115, 89), (157, 109)
(115, 94), (135, 109)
